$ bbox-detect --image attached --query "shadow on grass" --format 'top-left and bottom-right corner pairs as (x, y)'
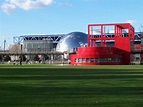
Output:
(0, 68), (143, 80)
(0, 68), (143, 107)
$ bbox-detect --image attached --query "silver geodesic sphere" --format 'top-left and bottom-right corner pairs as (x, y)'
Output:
(56, 32), (87, 52)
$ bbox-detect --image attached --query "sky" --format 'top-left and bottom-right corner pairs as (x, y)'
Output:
(0, 0), (143, 48)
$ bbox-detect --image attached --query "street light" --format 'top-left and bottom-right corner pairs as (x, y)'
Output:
(2, 39), (6, 64)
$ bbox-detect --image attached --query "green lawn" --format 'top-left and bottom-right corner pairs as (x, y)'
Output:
(0, 64), (143, 107)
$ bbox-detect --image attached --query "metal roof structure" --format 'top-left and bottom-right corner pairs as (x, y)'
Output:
(13, 34), (65, 44)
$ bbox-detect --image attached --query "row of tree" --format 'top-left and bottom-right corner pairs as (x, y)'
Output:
(0, 55), (11, 61)
(0, 55), (50, 62)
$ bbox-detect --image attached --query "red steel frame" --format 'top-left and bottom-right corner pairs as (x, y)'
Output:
(70, 23), (134, 65)
(88, 23), (134, 47)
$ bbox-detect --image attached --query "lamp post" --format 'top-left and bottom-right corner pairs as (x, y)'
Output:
(2, 40), (6, 64)
(4, 40), (6, 53)
(20, 44), (23, 65)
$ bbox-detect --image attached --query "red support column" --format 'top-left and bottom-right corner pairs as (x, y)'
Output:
(88, 25), (90, 47)
(101, 25), (103, 47)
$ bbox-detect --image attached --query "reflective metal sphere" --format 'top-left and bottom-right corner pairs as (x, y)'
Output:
(56, 32), (87, 52)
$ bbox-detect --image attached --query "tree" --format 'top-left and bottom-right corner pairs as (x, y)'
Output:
(9, 44), (21, 52)
(0, 55), (2, 61)
(34, 55), (39, 61)
(4, 55), (11, 61)
(19, 55), (26, 61)
(44, 55), (49, 60)
(22, 55), (26, 61)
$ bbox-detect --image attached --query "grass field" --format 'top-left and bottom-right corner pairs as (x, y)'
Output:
(0, 64), (143, 107)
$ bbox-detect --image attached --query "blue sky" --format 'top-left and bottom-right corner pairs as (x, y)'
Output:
(0, 0), (143, 47)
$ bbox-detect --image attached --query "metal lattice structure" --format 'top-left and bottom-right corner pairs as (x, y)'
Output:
(13, 34), (65, 44)
(12, 34), (66, 61)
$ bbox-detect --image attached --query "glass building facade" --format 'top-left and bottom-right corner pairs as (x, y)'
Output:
(23, 40), (53, 53)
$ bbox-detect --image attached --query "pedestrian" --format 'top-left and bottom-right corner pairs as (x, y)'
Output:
(19, 58), (22, 65)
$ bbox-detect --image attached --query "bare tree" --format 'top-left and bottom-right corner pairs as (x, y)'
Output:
(8, 44), (21, 61)
(9, 44), (21, 53)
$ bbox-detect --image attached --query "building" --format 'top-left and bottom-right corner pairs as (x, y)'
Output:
(70, 23), (142, 65)
(13, 34), (65, 50)
(12, 25), (143, 64)
(13, 34), (65, 61)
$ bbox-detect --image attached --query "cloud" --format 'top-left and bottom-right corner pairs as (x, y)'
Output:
(9, 0), (53, 10)
(1, 3), (16, 14)
(1, 0), (53, 14)
(126, 20), (136, 25)
(55, 2), (72, 7)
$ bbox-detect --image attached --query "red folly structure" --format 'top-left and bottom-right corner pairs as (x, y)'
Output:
(70, 23), (135, 65)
